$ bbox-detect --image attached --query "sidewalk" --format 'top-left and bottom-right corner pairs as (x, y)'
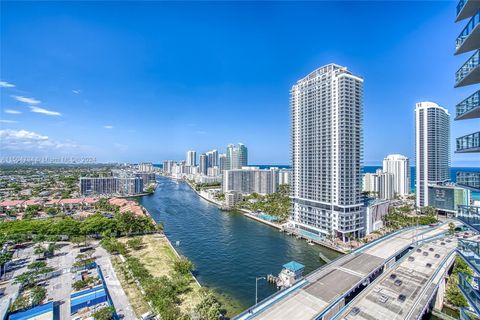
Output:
(95, 246), (137, 320)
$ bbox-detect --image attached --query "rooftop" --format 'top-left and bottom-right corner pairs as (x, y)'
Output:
(283, 261), (305, 272)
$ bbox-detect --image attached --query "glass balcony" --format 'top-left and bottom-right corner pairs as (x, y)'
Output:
(458, 272), (480, 315)
(458, 238), (480, 272)
(457, 0), (480, 22)
(457, 90), (480, 120)
(458, 206), (480, 233)
(457, 131), (480, 153)
(457, 172), (480, 191)
(457, 11), (480, 54)
(456, 50), (480, 87)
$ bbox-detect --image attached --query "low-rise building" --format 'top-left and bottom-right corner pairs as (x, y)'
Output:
(225, 191), (243, 207)
(428, 183), (471, 215)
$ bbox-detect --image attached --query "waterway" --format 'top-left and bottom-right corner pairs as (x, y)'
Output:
(139, 176), (341, 311)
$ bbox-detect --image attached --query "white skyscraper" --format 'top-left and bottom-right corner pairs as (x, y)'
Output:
(186, 150), (196, 167)
(415, 102), (450, 208)
(382, 154), (410, 197)
(291, 64), (364, 241)
(206, 149), (218, 168)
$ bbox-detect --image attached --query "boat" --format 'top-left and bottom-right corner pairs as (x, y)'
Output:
(307, 240), (314, 246)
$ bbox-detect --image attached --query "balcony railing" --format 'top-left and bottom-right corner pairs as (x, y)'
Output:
(458, 238), (480, 272)
(457, 131), (480, 153)
(459, 0), (468, 16)
(458, 272), (480, 315)
(458, 206), (480, 233)
(460, 308), (472, 320)
(457, 90), (480, 120)
(457, 10), (480, 54)
(457, 0), (480, 22)
(456, 50), (480, 87)
(457, 172), (480, 190)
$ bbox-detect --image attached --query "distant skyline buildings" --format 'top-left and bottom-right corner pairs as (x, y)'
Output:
(415, 102), (451, 208)
(186, 150), (196, 167)
(226, 143), (248, 170)
(382, 154), (410, 197)
(206, 149), (218, 168)
(199, 153), (208, 176)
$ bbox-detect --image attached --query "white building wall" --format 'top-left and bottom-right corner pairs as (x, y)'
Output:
(290, 64), (364, 240)
(383, 154), (410, 197)
(415, 102), (450, 208)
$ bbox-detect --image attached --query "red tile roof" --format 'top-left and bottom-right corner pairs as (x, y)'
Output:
(59, 198), (84, 205)
(23, 199), (44, 206)
(0, 200), (25, 207)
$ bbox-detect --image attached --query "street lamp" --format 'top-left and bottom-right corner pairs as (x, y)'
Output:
(255, 276), (266, 305)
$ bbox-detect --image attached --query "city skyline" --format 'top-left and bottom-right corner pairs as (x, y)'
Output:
(1, 1), (479, 167)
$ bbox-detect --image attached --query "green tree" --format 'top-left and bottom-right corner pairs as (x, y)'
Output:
(27, 261), (47, 271)
(14, 272), (35, 287)
(30, 286), (46, 306)
(448, 222), (456, 236)
(195, 289), (222, 320)
(173, 256), (194, 276)
(92, 306), (115, 320)
(446, 275), (468, 307)
(100, 237), (127, 255)
(9, 295), (29, 312)
(126, 238), (143, 250)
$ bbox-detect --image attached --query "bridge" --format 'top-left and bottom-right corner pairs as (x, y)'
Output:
(234, 221), (459, 320)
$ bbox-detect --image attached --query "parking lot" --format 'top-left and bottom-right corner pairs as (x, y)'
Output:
(336, 237), (458, 320)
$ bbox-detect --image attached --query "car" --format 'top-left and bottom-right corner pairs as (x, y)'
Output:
(390, 274), (397, 280)
(416, 249), (422, 253)
(398, 294), (406, 302)
(426, 263), (432, 268)
(408, 256), (415, 262)
(435, 254), (440, 258)
(423, 252), (429, 256)
(379, 294), (389, 303)
(429, 248), (434, 252)
(394, 279), (403, 286)
(349, 307), (361, 316)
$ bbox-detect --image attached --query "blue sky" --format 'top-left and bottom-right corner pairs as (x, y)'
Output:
(0, 1), (479, 166)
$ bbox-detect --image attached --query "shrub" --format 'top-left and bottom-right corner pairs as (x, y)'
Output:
(173, 256), (194, 276)
(126, 238), (143, 250)
(92, 306), (115, 320)
(30, 286), (46, 306)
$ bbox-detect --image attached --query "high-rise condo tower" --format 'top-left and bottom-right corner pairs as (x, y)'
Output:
(290, 64), (364, 241)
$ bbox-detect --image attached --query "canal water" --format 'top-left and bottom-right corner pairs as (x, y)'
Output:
(139, 176), (341, 310)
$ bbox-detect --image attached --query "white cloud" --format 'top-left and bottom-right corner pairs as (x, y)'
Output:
(11, 95), (41, 104)
(0, 129), (78, 151)
(103, 125), (114, 129)
(0, 120), (18, 123)
(72, 89), (81, 94)
(4, 109), (22, 114)
(0, 81), (15, 88)
(30, 106), (61, 116)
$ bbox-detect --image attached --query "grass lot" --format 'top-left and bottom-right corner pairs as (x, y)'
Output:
(117, 234), (203, 315)
(111, 255), (150, 317)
